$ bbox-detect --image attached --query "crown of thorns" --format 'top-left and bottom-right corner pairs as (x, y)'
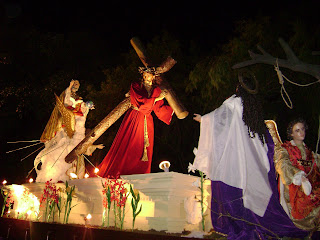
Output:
(138, 66), (160, 76)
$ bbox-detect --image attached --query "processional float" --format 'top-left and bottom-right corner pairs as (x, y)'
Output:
(65, 37), (188, 164)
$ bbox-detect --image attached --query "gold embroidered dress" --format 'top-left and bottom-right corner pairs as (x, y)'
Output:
(275, 140), (320, 230)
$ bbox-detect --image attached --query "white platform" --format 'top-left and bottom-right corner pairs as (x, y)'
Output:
(8, 172), (212, 233)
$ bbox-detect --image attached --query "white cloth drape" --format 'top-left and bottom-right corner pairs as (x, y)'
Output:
(35, 88), (88, 183)
(193, 95), (272, 217)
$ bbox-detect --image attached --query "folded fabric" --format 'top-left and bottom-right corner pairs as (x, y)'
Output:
(292, 171), (305, 186)
(301, 176), (312, 196)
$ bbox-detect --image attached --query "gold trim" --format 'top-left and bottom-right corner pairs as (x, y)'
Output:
(141, 115), (149, 162)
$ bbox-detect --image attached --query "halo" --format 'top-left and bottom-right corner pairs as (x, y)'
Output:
(238, 70), (258, 94)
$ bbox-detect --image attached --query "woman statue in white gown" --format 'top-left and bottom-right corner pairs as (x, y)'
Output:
(35, 80), (103, 183)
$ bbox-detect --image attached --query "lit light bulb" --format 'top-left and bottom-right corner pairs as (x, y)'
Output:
(84, 173), (89, 178)
(2, 180), (7, 185)
(84, 213), (92, 226)
(29, 178), (34, 183)
(94, 168), (99, 174)
(159, 160), (171, 172)
(70, 173), (77, 179)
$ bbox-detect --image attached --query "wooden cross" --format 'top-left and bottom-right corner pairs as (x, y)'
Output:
(130, 37), (189, 119)
(65, 37), (188, 164)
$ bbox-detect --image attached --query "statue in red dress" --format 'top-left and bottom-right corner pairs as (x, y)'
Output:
(98, 67), (174, 177)
(275, 118), (320, 230)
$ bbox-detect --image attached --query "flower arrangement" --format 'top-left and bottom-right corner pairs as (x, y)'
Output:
(1, 187), (13, 217)
(116, 181), (128, 230)
(101, 176), (129, 230)
(19, 189), (33, 219)
(38, 180), (76, 224)
(2, 184), (40, 220)
(40, 179), (60, 222)
(101, 179), (111, 227)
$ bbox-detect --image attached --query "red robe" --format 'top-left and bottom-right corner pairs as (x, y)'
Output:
(282, 141), (320, 219)
(98, 82), (173, 177)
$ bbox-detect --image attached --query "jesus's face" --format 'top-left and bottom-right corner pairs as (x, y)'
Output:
(143, 72), (154, 86)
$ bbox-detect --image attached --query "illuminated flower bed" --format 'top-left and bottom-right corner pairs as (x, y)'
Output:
(0, 172), (213, 235)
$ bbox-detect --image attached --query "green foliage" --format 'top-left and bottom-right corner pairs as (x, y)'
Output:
(63, 181), (76, 224)
(1, 187), (11, 217)
(186, 16), (320, 148)
(199, 171), (205, 232)
(130, 184), (142, 231)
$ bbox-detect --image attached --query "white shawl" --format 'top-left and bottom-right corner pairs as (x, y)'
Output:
(193, 95), (272, 217)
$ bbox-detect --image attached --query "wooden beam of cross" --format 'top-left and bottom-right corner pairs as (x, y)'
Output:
(65, 37), (188, 164)
(65, 97), (132, 163)
(130, 37), (189, 119)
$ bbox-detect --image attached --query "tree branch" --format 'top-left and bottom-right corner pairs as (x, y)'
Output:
(233, 38), (320, 80)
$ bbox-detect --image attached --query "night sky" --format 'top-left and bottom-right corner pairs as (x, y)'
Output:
(1, 0), (319, 184)
(3, 1), (315, 53)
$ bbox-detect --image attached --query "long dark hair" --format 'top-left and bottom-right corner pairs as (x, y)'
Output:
(235, 78), (267, 144)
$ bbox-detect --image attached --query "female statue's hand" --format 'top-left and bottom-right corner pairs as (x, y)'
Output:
(193, 113), (202, 122)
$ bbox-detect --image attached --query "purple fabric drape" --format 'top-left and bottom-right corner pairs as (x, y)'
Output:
(210, 131), (309, 239)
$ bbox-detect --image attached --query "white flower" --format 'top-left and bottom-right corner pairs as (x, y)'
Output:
(193, 147), (198, 156)
(188, 162), (196, 173)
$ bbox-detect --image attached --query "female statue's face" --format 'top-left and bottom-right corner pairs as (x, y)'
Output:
(72, 80), (80, 92)
(291, 122), (306, 143)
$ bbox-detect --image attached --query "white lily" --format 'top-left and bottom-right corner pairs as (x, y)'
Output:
(188, 162), (196, 173)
